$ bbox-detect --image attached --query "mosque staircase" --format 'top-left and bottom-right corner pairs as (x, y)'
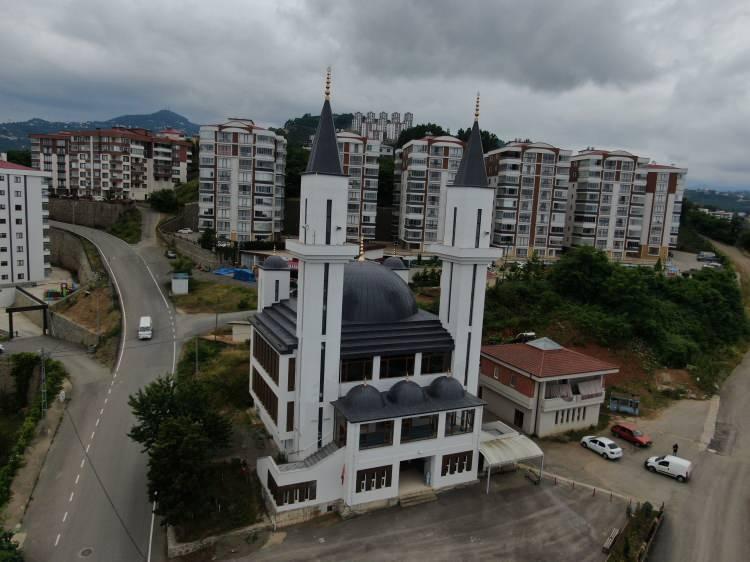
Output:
(399, 488), (438, 508)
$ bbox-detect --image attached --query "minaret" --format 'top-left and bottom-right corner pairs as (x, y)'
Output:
(428, 94), (501, 394)
(285, 69), (358, 458)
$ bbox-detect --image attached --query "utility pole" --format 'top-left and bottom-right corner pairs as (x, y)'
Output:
(40, 348), (47, 416)
(195, 336), (199, 374)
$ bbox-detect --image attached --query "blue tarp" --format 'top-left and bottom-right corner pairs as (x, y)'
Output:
(213, 267), (255, 282)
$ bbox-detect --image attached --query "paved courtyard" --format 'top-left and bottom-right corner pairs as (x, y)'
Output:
(210, 472), (625, 562)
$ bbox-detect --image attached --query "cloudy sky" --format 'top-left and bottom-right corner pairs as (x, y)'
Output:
(2, 0), (749, 187)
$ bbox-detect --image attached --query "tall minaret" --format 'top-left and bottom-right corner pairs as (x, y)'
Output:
(429, 94), (501, 394)
(285, 69), (358, 458)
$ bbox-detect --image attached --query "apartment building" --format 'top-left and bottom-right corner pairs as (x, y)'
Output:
(392, 135), (463, 249)
(337, 132), (380, 242)
(198, 119), (286, 242)
(30, 128), (192, 201)
(565, 150), (687, 260)
(485, 142), (572, 259)
(0, 158), (50, 306)
(351, 111), (414, 143)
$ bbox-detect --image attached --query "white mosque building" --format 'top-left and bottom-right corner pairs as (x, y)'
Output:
(249, 73), (502, 523)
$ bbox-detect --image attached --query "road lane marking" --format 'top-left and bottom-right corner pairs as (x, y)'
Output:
(108, 388), (111, 395)
(80, 458), (85, 468)
(172, 340), (177, 374)
(55, 533), (61, 547)
(147, 497), (158, 562)
(100, 408), (104, 415)
(96, 418), (100, 427)
(69, 492), (74, 503)
(104, 397), (108, 404)
(85, 444), (90, 453)
(139, 256), (171, 310)
(75, 474), (80, 484)
(62, 512), (68, 522)
(90, 431), (95, 440)
(138, 254), (177, 375)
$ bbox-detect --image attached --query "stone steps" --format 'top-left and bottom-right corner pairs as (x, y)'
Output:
(399, 488), (438, 508)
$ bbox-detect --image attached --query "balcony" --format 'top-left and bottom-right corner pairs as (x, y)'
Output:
(542, 381), (604, 412)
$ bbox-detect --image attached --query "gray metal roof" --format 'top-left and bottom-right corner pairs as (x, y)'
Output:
(383, 256), (408, 270)
(304, 99), (344, 176)
(452, 120), (489, 189)
(260, 255), (290, 270)
(249, 299), (298, 354)
(332, 378), (484, 423)
(342, 261), (416, 323)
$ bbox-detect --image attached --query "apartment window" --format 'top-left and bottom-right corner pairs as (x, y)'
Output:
(0, 275), (6, 280)
(356, 465), (392, 493)
(359, 420), (394, 449)
(253, 332), (279, 384)
(16, 260), (23, 267)
(509, 373), (517, 388)
(251, 368), (278, 424)
(267, 473), (316, 506)
(441, 451), (473, 476)
(380, 355), (415, 378)
(340, 357), (373, 382)
(286, 401), (294, 432)
(287, 358), (296, 391)
(15, 219), (22, 225)
(401, 414), (438, 443)
(445, 409), (475, 436)
(15, 232), (22, 239)
(14, 179), (21, 185)
(16, 246), (23, 253)
(421, 352), (451, 374)
(17, 274), (23, 280)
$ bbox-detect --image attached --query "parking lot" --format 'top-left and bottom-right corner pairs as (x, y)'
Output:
(207, 472), (625, 562)
(538, 398), (713, 508)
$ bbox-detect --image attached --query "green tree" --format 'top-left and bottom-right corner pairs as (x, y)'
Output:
(174, 180), (199, 205)
(149, 189), (178, 213)
(0, 530), (23, 561)
(199, 228), (216, 250)
(171, 256), (194, 275)
(456, 127), (504, 151)
(5, 150), (31, 168)
(396, 123), (449, 148)
(549, 247), (613, 304)
(284, 144), (309, 199)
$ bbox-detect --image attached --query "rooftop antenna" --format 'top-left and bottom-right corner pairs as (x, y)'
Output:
(325, 66), (332, 101)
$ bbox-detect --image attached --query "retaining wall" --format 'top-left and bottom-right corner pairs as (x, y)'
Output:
(49, 199), (135, 229)
(49, 229), (99, 286)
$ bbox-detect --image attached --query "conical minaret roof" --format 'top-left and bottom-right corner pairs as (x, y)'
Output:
(304, 68), (344, 176)
(452, 93), (489, 189)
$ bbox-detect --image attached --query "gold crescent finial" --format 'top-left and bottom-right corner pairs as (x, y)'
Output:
(325, 67), (332, 100)
(358, 237), (365, 262)
(474, 91), (480, 121)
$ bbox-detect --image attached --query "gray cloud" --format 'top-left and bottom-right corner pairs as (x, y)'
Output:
(0, 0), (749, 187)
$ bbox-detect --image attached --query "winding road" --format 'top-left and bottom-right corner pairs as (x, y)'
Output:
(16, 213), (252, 561)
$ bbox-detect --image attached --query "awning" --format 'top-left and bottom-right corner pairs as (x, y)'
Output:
(479, 421), (544, 493)
(480, 421), (544, 467)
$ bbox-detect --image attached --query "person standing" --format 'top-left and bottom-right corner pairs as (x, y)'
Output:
(672, 443), (679, 456)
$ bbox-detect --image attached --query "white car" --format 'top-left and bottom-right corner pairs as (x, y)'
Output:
(177, 228), (193, 234)
(644, 455), (692, 483)
(580, 436), (623, 460)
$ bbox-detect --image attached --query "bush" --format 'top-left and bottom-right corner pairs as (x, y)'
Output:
(150, 190), (178, 213)
(108, 208), (142, 244)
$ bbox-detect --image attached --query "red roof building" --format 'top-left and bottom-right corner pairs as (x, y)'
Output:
(479, 338), (618, 437)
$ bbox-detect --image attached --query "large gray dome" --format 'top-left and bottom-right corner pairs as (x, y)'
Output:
(387, 379), (426, 406)
(261, 255), (289, 270)
(343, 384), (384, 411)
(383, 256), (408, 270)
(343, 261), (417, 323)
(427, 376), (465, 401)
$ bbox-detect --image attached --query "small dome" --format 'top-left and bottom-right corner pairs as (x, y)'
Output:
(343, 384), (384, 410)
(262, 255), (289, 270)
(343, 261), (417, 323)
(387, 380), (426, 406)
(383, 256), (408, 270)
(427, 376), (465, 401)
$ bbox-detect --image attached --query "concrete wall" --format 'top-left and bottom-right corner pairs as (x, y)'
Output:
(49, 199), (135, 229)
(159, 231), (221, 269)
(12, 288), (46, 330)
(159, 202), (199, 233)
(47, 312), (99, 348)
(49, 228), (98, 287)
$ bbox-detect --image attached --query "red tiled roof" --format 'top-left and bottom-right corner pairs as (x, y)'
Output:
(482, 342), (618, 378)
(0, 160), (37, 171)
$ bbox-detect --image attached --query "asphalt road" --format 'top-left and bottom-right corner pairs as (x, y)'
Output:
(20, 217), (253, 562)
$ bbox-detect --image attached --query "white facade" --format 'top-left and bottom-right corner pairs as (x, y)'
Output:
(0, 160), (50, 306)
(198, 120), (286, 242)
(249, 95), (496, 523)
(393, 136), (463, 249)
(337, 132), (380, 242)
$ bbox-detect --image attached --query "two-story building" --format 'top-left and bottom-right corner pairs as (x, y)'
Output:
(479, 338), (618, 437)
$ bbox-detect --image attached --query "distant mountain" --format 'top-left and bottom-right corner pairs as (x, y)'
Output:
(0, 109), (200, 152)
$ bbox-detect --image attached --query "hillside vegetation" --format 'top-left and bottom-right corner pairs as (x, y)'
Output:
(484, 247), (748, 393)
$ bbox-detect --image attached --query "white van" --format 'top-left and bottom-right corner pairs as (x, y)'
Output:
(138, 316), (153, 340)
(644, 455), (692, 482)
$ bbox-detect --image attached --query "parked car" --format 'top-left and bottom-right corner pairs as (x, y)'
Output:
(177, 228), (193, 234)
(165, 249), (177, 259)
(697, 251), (716, 261)
(0, 344), (4, 354)
(511, 332), (536, 343)
(644, 455), (692, 482)
(702, 262), (722, 270)
(580, 436), (623, 460)
(611, 423), (653, 447)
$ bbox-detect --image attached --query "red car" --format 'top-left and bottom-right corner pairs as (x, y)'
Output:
(611, 423), (652, 447)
